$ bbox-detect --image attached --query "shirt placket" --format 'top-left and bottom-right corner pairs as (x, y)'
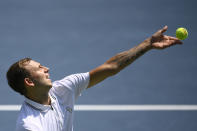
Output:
(52, 103), (63, 130)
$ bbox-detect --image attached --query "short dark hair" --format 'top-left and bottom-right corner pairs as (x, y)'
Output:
(6, 58), (32, 95)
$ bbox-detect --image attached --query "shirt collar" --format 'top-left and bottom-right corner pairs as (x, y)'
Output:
(25, 94), (56, 112)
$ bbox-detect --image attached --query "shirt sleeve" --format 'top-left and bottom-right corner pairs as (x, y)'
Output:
(51, 72), (90, 100)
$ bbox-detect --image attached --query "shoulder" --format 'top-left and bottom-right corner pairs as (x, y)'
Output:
(50, 72), (90, 100)
(51, 72), (90, 92)
(53, 72), (89, 86)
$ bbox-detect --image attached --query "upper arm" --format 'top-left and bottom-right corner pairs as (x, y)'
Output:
(88, 63), (118, 88)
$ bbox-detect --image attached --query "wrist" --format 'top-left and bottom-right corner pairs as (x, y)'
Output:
(143, 38), (153, 50)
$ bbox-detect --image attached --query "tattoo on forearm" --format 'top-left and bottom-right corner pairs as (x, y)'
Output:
(106, 41), (151, 71)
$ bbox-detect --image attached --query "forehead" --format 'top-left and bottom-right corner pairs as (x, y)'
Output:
(24, 60), (40, 70)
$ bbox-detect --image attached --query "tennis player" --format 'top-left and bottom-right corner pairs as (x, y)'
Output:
(6, 26), (182, 131)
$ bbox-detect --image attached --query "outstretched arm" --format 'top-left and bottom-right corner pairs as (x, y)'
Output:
(88, 26), (182, 88)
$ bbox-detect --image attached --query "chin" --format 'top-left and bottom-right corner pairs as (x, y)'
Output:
(42, 79), (52, 88)
(48, 83), (52, 88)
(47, 79), (52, 84)
(47, 81), (52, 88)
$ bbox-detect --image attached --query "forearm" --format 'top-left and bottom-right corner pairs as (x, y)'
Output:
(105, 38), (152, 74)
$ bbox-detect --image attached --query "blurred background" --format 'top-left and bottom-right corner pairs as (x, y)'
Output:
(0, 0), (197, 130)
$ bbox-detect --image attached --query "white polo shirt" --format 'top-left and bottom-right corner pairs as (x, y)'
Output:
(16, 72), (90, 131)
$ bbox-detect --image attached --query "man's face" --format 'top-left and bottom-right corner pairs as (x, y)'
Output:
(24, 60), (52, 88)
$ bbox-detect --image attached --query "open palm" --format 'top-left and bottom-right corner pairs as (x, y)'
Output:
(151, 26), (183, 49)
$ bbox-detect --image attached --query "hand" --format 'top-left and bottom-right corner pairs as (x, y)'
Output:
(150, 26), (183, 49)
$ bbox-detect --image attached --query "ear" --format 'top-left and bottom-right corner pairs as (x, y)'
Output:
(24, 78), (34, 87)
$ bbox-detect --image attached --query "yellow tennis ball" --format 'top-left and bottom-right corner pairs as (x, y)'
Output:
(176, 27), (188, 40)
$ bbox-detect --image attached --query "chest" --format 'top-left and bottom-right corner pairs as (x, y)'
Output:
(33, 99), (74, 131)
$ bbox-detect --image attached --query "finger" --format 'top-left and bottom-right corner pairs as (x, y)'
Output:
(168, 40), (183, 45)
(165, 35), (179, 40)
(160, 25), (168, 34)
(168, 36), (179, 40)
(174, 40), (183, 44)
(164, 35), (183, 44)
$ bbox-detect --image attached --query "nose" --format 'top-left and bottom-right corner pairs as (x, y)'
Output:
(44, 66), (49, 73)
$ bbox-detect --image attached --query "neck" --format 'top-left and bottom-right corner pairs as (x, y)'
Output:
(26, 90), (51, 105)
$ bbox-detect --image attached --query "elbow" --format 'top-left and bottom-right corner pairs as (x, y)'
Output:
(104, 63), (120, 76)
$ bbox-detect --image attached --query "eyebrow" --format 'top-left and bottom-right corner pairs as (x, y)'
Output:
(32, 63), (41, 70)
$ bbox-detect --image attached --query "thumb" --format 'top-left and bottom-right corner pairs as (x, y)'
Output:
(159, 25), (168, 34)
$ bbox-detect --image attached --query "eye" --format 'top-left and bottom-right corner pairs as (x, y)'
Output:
(38, 64), (43, 69)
